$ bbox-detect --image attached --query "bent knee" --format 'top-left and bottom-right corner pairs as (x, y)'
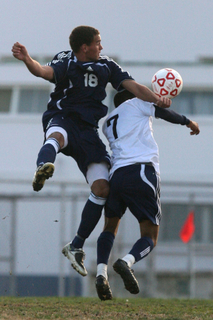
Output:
(91, 179), (109, 198)
(47, 132), (65, 149)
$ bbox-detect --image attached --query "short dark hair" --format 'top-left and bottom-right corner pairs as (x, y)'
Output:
(69, 26), (100, 53)
(114, 90), (135, 108)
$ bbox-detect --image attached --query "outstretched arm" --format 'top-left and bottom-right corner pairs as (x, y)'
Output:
(186, 120), (200, 135)
(12, 42), (54, 81)
(122, 79), (172, 109)
(154, 105), (200, 135)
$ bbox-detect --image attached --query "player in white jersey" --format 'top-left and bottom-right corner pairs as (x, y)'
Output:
(104, 93), (160, 178)
(95, 90), (200, 300)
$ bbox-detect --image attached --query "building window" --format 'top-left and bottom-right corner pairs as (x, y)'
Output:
(18, 88), (50, 113)
(0, 86), (213, 115)
(108, 90), (213, 115)
(0, 88), (12, 112)
(159, 204), (213, 243)
(168, 91), (213, 115)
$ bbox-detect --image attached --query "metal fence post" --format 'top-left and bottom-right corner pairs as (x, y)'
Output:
(10, 198), (17, 296)
(58, 183), (66, 297)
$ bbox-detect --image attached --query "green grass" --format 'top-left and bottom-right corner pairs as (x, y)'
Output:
(0, 297), (213, 320)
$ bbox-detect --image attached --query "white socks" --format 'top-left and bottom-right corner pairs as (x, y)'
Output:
(96, 254), (136, 280)
(121, 254), (135, 268)
(96, 263), (108, 280)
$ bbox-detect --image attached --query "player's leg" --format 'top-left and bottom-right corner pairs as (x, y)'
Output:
(62, 123), (110, 276)
(72, 162), (109, 245)
(96, 216), (120, 300)
(115, 219), (157, 266)
(73, 169), (110, 247)
(95, 170), (125, 300)
(62, 162), (109, 276)
(32, 116), (68, 191)
(121, 219), (158, 265)
(113, 221), (158, 294)
(113, 164), (161, 294)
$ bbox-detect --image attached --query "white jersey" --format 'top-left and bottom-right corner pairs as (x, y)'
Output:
(102, 97), (159, 177)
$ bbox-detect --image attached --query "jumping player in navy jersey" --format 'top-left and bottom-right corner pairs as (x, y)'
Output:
(95, 90), (200, 300)
(12, 26), (171, 277)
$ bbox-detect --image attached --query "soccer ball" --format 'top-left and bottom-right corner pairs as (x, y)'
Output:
(151, 68), (183, 99)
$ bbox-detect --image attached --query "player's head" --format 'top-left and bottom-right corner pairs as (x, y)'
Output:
(69, 26), (100, 53)
(114, 90), (135, 108)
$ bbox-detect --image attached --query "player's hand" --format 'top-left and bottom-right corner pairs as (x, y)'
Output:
(187, 120), (200, 135)
(155, 97), (172, 109)
(11, 42), (29, 61)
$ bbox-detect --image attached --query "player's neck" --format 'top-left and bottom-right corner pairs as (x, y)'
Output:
(75, 52), (90, 62)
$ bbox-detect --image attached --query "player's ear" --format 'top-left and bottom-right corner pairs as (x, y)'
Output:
(82, 44), (88, 53)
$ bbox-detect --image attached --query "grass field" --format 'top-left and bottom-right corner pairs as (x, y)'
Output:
(1, 297), (213, 320)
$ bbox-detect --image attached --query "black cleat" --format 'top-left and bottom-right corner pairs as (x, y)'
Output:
(113, 259), (139, 294)
(95, 275), (113, 301)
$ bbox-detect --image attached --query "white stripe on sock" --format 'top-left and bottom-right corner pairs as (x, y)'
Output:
(44, 138), (60, 153)
(89, 192), (106, 206)
(140, 246), (151, 258)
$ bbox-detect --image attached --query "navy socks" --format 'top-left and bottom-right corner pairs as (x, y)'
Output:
(36, 138), (60, 167)
(97, 231), (115, 264)
(129, 236), (154, 262)
(72, 193), (107, 248)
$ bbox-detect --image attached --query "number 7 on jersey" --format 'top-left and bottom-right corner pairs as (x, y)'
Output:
(107, 114), (119, 139)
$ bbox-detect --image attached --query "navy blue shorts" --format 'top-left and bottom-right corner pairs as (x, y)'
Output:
(105, 164), (161, 225)
(42, 111), (110, 177)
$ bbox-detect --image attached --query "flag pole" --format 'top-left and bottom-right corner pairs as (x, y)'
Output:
(188, 193), (196, 299)
(189, 232), (196, 298)
(179, 194), (196, 298)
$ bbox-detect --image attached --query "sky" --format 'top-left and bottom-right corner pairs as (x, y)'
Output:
(1, 0), (213, 63)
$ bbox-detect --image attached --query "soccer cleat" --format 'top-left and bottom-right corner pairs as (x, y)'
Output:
(32, 162), (55, 192)
(62, 243), (87, 276)
(113, 259), (139, 294)
(95, 275), (113, 301)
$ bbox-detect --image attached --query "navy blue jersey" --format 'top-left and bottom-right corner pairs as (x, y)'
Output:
(46, 51), (134, 126)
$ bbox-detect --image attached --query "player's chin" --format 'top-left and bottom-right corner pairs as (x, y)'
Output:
(93, 54), (100, 61)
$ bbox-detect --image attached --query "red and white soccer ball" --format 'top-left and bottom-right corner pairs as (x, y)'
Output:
(151, 68), (183, 99)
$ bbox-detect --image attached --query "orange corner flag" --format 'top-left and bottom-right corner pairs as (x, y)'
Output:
(180, 211), (195, 243)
